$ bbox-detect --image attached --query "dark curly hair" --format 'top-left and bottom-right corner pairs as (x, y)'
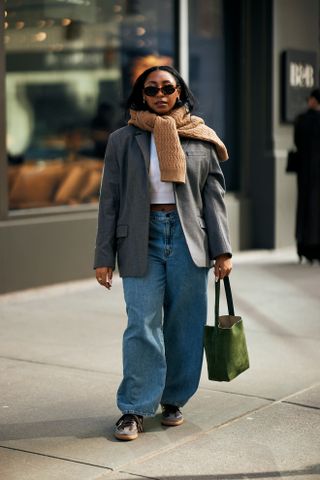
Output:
(126, 65), (196, 112)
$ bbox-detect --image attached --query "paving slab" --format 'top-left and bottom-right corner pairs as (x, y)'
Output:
(0, 356), (268, 470)
(208, 261), (320, 339)
(200, 329), (320, 400)
(283, 383), (320, 409)
(0, 249), (319, 480)
(0, 278), (126, 375)
(94, 474), (147, 480)
(202, 259), (320, 401)
(0, 358), (120, 430)
(119, 401), (320, 480)
(0, 447), (109, 480)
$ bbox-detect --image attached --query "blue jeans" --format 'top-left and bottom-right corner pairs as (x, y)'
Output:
(117, 210), (208, 416)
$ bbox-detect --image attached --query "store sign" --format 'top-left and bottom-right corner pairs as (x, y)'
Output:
(282, 50), (318, 123)
(289, 62), (314, 88)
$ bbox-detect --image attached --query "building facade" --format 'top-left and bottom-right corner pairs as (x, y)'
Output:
(0, 0), (319, 293)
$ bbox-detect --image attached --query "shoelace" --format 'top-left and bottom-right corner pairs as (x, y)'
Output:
(116, 414), (144, 432)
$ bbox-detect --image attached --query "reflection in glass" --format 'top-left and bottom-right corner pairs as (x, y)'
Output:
(5, 0), (174, 210)
(189, 0), (225, 136)
(188, 0), (239, 191)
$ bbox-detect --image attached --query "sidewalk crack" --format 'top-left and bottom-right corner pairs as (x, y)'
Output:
(0, 355), (121, 378)
(0, 445), (113, 471)
(281, 401), (320, 411)
(113, 382), (320, 472)
(199, 386), (275, 402)
(119, 472), (159, 480)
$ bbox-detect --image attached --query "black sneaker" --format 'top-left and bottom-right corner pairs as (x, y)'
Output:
(114, 414), (144, 441)
(161, 404), (184, 426)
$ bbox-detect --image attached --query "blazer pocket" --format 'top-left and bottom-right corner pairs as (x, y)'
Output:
(198, 217), (207, 229)
(116, 224), (128, 238)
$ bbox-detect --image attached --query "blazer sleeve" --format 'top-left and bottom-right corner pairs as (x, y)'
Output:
(93, 133), (119, 269)
(202, 147), (232, 260)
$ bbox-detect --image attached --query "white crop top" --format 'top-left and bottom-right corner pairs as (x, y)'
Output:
(149, 134), (176, 204)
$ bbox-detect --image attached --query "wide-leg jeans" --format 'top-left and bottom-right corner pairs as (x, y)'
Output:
(117, 210), (209, 417)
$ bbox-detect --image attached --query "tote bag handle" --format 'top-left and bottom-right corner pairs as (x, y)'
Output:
(215, 276), (235, 326)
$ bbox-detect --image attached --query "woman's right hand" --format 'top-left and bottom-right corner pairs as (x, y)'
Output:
(96, 267), (113, 290)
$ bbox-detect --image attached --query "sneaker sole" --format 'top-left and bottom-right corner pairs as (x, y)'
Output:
(161, 417), (184, 426)
(114, 432), (139, 441)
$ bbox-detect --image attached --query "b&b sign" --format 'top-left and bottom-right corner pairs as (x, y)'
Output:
(289, 62), (314, 88)
(282, 50), (318, 123)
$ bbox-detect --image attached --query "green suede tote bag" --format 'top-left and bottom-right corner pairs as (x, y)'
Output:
(204, 277), (249, 382)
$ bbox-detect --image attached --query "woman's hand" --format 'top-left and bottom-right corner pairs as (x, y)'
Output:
(96, 267), (113, 290)
(214, 254), (232, 280)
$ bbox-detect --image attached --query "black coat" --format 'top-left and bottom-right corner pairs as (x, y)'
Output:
(294, 108), (320, 261)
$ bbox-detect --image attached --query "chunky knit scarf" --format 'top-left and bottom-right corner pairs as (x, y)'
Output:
(128, 106), (228, 184)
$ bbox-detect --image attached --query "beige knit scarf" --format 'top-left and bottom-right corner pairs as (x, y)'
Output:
(128, 106), (228, 184)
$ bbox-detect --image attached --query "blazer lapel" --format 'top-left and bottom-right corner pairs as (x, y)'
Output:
(135, 130), (151, 171)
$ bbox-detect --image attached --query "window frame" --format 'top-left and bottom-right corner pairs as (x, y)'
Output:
(0, 1), (8, 221)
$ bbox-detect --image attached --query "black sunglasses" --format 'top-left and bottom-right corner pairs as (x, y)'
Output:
(143, 84), (178, 97)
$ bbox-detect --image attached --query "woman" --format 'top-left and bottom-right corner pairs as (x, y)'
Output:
(94, 66), (232, 441)
(293, 88), (320, 263)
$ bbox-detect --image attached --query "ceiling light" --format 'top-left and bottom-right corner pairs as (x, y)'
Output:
(33, 32), (47, 42)
(136, 27), (146, 36)
(62, 18), (72, 26)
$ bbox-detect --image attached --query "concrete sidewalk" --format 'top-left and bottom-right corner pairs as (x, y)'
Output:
(0, 248), (319, 480)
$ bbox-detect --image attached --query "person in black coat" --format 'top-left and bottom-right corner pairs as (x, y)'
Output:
(293, 88), (320, 263)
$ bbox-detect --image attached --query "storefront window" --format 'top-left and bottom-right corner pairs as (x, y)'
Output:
(5, 0), (174, 210)
(188, 0), (239, 191)
(189, 0), (225, 135)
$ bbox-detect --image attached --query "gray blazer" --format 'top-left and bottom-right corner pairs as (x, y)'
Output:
(94, 125), (232, 276)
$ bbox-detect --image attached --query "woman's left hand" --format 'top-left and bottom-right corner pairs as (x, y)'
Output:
(214, 254), (232, 280)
